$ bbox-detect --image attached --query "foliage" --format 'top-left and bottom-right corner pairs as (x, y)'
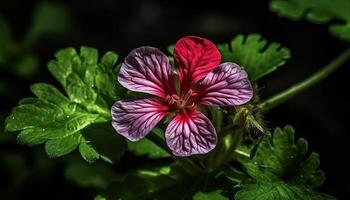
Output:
(2, 0), (344, 197)
(217, 34), (291, 81)
(5, 47), (126, 163)
(235, 126), (336, 200)
(270, 0), (350, 42)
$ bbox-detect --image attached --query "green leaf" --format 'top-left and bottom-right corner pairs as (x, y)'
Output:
(5, 47), (124, 163)
(127, 128), (170, 159)
(217, 34), (291, 81)
(235, 181), (336, 200)
(236, 126), (336, 200)
(79, 138), (100, 163)
(194, 191), (229, 200)
(25, 2), (70, 45)
(45, 133), (81, 158)
(0, 16), (12, 64)
(65, 161), (119, 189)
(270, 0), (350, 42)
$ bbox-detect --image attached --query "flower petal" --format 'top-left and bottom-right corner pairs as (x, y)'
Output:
(196, 62), (253, 106)
(174, 36), (221, 93)
(118, 47), (176, 99)
(111, 98), (169, 141)
(165, 109), (217, 156)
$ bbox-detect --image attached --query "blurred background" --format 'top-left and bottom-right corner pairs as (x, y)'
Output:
(0, 0), (349, 199)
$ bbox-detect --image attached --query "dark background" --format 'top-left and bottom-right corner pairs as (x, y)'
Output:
(0, 0), (349, 199)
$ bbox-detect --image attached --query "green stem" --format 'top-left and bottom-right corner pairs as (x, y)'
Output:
(258, 48), (350, 111)
(147, 131), (205, 175)
(218, 128), (244, 165)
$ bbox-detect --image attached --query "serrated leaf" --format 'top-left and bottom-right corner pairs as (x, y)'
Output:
(194, 190), (229, 200)
(270, 0), (350, 42)
(241, 126), (324, 186)
(5, 47), (123, 163)
(236, 126), (335, 200)
(235, 181), (336, 200)
(45, 133), (80, 158)
(31, 83), (70, 106)
(127, 128), (170, 159)
(217, 34), (291, 81)
(25, 2), (70, 45)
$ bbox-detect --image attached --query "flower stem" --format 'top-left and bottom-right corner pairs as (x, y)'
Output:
(216, 128), (244, 166)
(147, 131), (205, 175)
(258, 48), (350, 111)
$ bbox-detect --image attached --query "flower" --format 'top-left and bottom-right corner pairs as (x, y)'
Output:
(111, 36), (253, 157)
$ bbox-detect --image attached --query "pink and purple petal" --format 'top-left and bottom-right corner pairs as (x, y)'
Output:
(196, 62), (253, 106)
(118, 47), (176, 99)
(111, 98), (170, 141)
(174, 36), (221, 93)
(165, 109), (217, 156)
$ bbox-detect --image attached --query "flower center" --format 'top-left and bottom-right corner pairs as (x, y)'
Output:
(165, 89), (197, 110)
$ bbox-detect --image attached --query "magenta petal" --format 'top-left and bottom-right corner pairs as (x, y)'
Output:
(118, 47), (176, 99)
(174, 36), (221, 94)
(111, 98), (169, 141)
(165, 109), (217, 156)
(196, 62), (253, 106)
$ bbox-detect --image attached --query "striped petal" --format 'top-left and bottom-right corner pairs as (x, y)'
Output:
(165, 109), (217, 156)
(196, 62), (253, 106)
(118, 47), (176, 99)
(111, 98), (169, 141)
(174, 36), (221, 94)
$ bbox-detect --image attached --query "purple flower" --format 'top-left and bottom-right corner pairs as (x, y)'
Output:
(111, 36), (253, 157)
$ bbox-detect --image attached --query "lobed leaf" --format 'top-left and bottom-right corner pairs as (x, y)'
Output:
(5, 47), (125, 163)
(236, 126), (335, 200)
(217, 34), (291, 81)
(235, 181), (336, 200)
(270, 0), (350, 42)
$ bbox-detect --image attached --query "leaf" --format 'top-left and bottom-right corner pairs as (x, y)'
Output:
(24, 2), (70, 45)
(127, 128), (170, 159)
(5, 47), (124, 163)
(270, 0), (350, 42)
(79, 139), (100, 163)
(235, 181), (336, 200)
(217, 34), (291, 81)
(45, 133), (81, 158)
(194, 191), (229, 200)
(236, 126), (336, 200)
